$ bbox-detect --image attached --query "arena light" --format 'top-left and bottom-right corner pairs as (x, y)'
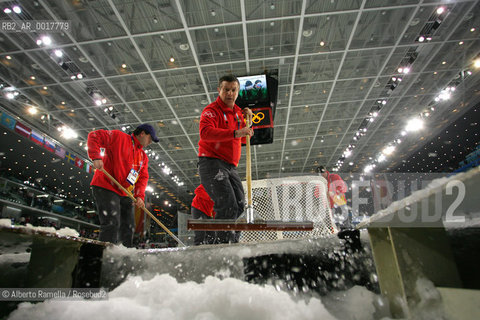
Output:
(377, 154), (386, 162)
(438, 89), (451, 101)
(474, 58), (480, 69)
(382, 145), (396, 155)
(146, 186), (154, 193)
(28, 106), (38, 115)
(59, 126), (78, 139)
(39, 36), (52, 46)
(405, 117), (424, 132)
(162, 166), (172, 175)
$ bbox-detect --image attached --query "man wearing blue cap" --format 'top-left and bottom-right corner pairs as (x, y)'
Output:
(87, 123), (159, 247)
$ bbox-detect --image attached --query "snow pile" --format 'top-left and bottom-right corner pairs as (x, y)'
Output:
(8, 273), (341, 320)
(0, 219), (79, 237)
(0, 218), (13, 228)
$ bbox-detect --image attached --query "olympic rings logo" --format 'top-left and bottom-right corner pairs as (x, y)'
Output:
(252, 112), (265, 124)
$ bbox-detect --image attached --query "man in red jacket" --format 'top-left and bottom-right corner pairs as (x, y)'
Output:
(191, 184), (216, 245)
(317, 166), (350, 229)
(87, 123), (159, 247)
(198, 74), (253, 244)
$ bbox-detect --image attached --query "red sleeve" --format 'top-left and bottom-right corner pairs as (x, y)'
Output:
(133, 153), (149, 201)
(199, 107), (236, 142)
(87, 129), (112, 160)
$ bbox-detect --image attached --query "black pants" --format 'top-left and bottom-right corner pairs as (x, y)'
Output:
(198, 157), (244, 244)
(191, 207), (215, 245)
(92, 186), (134, 247)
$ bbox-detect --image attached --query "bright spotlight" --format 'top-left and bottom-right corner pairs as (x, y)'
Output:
(364, 164), (373, 173)
(61, 127), (78, 139)
(474, 58), (480, 69)
(41, 36), (52, 46)
(405, 117), (424, 132)
(382, 145), (396, 155)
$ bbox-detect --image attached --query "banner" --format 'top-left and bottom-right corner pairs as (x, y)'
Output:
(65, 151), (75, 165)
(75, 157), (84, 169)
(0, 112), (16, 130)
(43, 138), (55, 153)
(30, 130), (44, 146)
(85, 162), (94, 174)
(55, 145), (66, 159)
(14, 121), (31, 138)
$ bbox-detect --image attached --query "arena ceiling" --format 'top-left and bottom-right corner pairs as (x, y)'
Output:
(1, 0), (479, 206)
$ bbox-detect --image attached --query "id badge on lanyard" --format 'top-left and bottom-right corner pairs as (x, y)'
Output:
(127, 169), (139, 185)
(127, 135), (142, 187)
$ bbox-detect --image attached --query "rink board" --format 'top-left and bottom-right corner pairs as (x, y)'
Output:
(0, 225), (107, 289)
(358, 166), (480, 319)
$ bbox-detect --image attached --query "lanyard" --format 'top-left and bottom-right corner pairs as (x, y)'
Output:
(223, 112), (241, 130)
(131, 135), (143, 172)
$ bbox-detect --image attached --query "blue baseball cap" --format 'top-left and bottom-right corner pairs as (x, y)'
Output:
(137, 123), (159, 142)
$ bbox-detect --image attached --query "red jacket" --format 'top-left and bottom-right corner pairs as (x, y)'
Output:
(191, 185), (215, 218)
(198, 96), (246, 166)
(325, 171), (348, 208)
(314, 170), (348, 208)
(87, 129), (149, 201)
